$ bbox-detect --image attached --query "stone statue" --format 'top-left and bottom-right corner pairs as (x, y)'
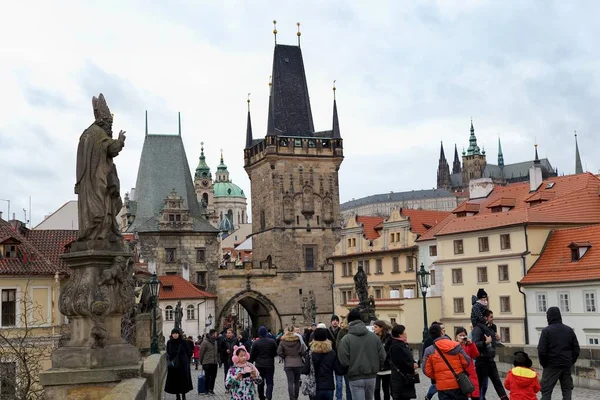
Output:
(353, 265), (377, 323)
(308, 290), (317, 323)
(174, 300), (183, 331)
(75, 93), (126, 244)
(301, 296), (311, 325)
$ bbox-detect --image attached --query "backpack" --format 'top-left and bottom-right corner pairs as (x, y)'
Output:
(301, 350), (317, 397)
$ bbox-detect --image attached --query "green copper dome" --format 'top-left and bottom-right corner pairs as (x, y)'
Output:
(195, 143), (211, 179)
(213, 182), (245, 198)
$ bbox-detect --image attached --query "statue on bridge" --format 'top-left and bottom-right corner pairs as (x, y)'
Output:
(353, 265), (376, 323)
(174, 300), (184, 331)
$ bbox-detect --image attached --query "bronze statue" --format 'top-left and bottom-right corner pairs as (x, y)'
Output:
(75, 94), (126, 242)
(354, 265), (369, 303)
(174, 300), (183, 330)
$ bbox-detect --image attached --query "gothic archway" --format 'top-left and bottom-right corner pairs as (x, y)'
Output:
(218, 290), (282, 336)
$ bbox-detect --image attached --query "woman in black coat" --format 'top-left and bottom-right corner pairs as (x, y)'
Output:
(165, 328), (194, 400)
(301, 328), (345, 400)
(389, 325), (418, 400)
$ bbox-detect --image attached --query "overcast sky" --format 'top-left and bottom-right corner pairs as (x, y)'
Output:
(1, 1), (598, 226)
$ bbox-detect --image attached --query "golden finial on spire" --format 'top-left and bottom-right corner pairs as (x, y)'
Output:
(273, 20), (277, 44)
(297, 22), (301, 46)
(333, 80), (337, 100)
(247, 93), (251, 112)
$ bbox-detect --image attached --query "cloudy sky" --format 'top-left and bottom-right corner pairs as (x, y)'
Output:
(1, 1), (598, 226)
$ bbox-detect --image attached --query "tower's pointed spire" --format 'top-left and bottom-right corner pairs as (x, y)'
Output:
(466, 118), (481, 156)
(498, 135), (504, 168)
(452, 144), (461, 174)
(437, 141), (451, 190)
(332, 80), (341, 139)
(245, 93), (253, 148)
(575, 131), (583, 174)
(195, 141), (211, 179)
(439, 141), (446, 160)
(145, 110), (148, 136)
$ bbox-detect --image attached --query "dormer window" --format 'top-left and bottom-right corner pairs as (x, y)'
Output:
(569, 242), (592, 261)
(4, 245), (16, 258)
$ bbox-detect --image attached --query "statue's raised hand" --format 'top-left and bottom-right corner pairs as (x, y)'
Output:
(118, 130), (126, 143)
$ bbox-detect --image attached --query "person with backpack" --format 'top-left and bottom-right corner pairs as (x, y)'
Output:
(302, 327), (346, 400)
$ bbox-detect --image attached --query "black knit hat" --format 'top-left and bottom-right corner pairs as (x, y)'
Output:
(477, 288), (488, 299)
(513, 351), (533, 368)
(331, 314), (340, 322)
(347, 309), (362, 323)
(314, 328), (328, 342)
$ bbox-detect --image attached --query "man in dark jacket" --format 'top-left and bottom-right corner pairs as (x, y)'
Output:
(199, 329), (219, 395)
(472, 310), (508, 400)
(250, 326), (278, 400)
(219, 328), (237, 382)
(538, 306), (580, 400)
(338, 309), (386, 400)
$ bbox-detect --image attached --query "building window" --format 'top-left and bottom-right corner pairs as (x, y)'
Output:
(1, 289), (16, 327)
(452, 268), (463, 284)
(429, 245), (437, 257)
(390, 318), (397, 325)
(558, 292), (570, 313)
(4, 245), (16, 258)
(390, 233), (395, 243)
(0, 362), (16, 400)
(453, 298), (465, 313)
(341, 262), (347, 277)
(537, 293), (547, 313)
(196, 248), (206, 263)
(477, 267), (488, 283)
(165, 248), (176, 263)
(500, 327), (511, 343)
(196, 272), (207, 288)
(341, 290), (353, 305)
(453, 240), (464, 255)
(364, 260), (370, 274)
(165, 306), (174, 321)
(584, 291), (597, 313)
(187, 304), (195, 320)
(375, 259), (383, 274)
(500, 296), (511, 313)
(375, 288), (382, 299)
(396, 232), (400, 242)
(260, 210), (266, 230)
(587, 337), (600, 346)
(500, 234), (511, 250)
(296, 216), (300, 225)
(352, 238), (356, 247)
(392, 257), (400, 273)
(478, 237), (489, 252)
(305, 247), (315, 270)
(498, 265), (509, 281)
(405, 256), (415, 272)
(430, 270), (436, 285)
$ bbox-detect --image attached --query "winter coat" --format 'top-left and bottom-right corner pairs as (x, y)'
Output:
(472, 322), (496, 360)
(164, 338), (194, 394)
(328, 326), (341, 351)
(337, 320), (386, 381)
(460, 341), (480, 398)
(302, 340), (345, 391)
(470, 297), (488, 327)
(200, 336), (219, 365)
(225, 362), (263, 400)
(250, 337), (278, 368)
(193, 343), (200, 359)
(220, 336), (238, 364)
(336, 328), (348, 349)
(277, 331), (305, 368)
(379, 333), (393, 372)
(388, 339), (417, 399)
(504, 366), (541, 400)
(538, 306), (580, 368)
(423, 337), (471, 391)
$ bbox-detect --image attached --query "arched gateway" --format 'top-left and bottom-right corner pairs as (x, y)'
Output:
(218, 290), (282, 336)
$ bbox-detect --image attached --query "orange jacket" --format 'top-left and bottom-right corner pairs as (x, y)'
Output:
(504, 367), (540, 400)
(423, 338), (471, 391)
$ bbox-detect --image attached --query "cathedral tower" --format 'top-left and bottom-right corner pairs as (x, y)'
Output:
(437, 142), (451, 190)
(462, 120), (487, 184)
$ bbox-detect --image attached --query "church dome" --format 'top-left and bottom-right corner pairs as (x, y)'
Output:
(214, 182), (245, 198)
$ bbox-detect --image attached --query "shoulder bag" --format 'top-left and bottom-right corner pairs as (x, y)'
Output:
(433, 344), (474, 395)
(301, 351), (317, 397)
(168, 344), (181, 369)
(388, 345), (420, 384)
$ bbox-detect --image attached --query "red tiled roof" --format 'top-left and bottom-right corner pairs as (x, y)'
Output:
(419, 173), (600, 238)
(23, 230), (77, 272)
(356, 216), (385, 241)
(453, 202), (481, 213)
(158, 275), (217, 300)
(486, 197), (517, 208)
(0, 220), (55, 275)
(400, 209), (451, 236)
(520, 225), (600, 285)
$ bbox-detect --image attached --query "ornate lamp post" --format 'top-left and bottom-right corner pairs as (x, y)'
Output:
(149, 273), (160, 354)
(417, 263), (430, 342)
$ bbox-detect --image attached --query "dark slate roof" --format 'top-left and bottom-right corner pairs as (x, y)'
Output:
(127, 135), (217, 233)
(450, 173), (463, 188)
(483, 158), (555, 180)
(268, 44), (315, 137)
(341, 189), (455, 211)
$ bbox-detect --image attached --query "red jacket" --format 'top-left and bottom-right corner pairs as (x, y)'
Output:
(423, 338), (471, 391)
(460, 342), (480, 398)
(193, 343), (200, 359)
(504, 367), (540, 400)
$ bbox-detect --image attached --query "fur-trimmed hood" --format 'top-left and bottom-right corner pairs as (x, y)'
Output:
(281, 331), (300, 342)
(310, 339), (332, 354)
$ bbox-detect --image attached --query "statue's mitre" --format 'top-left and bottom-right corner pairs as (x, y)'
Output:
(92, 93), (112, 121)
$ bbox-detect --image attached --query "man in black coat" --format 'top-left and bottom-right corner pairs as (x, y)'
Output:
(538, 306), (580, 400)
(472, 310), (508, 400)
(219, 328), (237, 383)
(250, 326), (278, 400)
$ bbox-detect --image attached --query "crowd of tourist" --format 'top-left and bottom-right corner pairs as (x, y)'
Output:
(163, 288), (580, 400)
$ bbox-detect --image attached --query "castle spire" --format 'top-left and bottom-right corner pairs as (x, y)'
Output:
(194, 141), (211, 179)
(452, 143), (461, 174)
(245, 93), (253, 149)
(498, 135), (504, 168)
(439, 141), (447, 160)
(217, 149), (230, 182)
(575, 131), (583, 174)
(466, 118), (481, 156)
(332, 80), (341, 139)
(437, 141), (451, 190)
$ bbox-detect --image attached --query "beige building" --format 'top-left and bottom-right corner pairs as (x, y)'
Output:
(331, 208), (449, 340)
(419, 165), (600, 344)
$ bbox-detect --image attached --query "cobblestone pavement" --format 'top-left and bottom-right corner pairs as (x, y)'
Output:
(163, 363), (599, 399)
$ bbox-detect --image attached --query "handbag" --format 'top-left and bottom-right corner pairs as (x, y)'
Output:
(433, 344), (474, 395)
(167, 344), (181, 369)
(388, 347), (420, 385)
(301, 351), (317, 397)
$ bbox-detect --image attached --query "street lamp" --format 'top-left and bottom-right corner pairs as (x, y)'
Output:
(417, 263), (430, 342)
(149, 273), (160, 354)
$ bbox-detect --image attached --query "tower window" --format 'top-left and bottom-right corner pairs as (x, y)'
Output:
(305, 246), (316, 270)
(260, 210), (266, 230)
(166, 248), (176, 263)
